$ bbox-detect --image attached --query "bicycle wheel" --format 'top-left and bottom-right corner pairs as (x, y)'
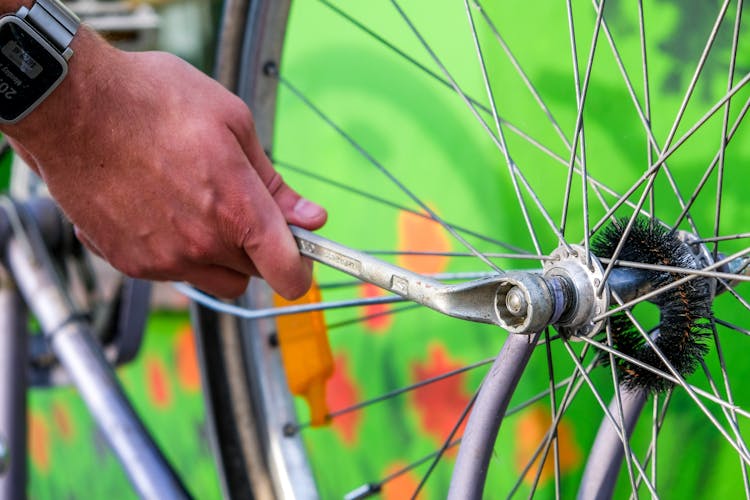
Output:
(193, 0), (750, 498)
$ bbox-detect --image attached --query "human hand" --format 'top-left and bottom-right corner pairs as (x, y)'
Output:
(3, 28), (326, 299)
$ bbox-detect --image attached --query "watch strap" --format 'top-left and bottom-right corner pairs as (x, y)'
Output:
(18, 0), (80, 59)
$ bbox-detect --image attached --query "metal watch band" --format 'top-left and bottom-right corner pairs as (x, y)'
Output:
(19, 0), (80, 59)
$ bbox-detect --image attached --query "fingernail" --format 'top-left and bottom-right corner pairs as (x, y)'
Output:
(294, 198), (324, 220)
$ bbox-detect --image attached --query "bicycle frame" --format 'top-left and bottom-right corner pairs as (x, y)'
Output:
(0, 198), (187, 499)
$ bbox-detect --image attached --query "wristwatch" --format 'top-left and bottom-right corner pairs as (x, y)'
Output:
(0, 0), (80, 124)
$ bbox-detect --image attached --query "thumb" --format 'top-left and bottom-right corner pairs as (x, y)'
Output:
(265, 170), (327, 230)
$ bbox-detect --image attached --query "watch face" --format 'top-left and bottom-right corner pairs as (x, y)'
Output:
(0, 16), (67, 124)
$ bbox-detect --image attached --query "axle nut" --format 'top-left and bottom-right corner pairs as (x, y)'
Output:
(494, 272), (554, 334)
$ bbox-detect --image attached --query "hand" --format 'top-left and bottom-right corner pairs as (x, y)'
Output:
(3, 28), (326, 299)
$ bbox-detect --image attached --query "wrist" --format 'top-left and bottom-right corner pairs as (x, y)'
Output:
(0, 24), (122, 152)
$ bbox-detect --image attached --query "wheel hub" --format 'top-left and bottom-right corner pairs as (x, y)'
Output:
(494, 245), (609, 338)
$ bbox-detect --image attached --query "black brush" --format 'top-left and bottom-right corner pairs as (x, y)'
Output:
(591, 217), (713, 393)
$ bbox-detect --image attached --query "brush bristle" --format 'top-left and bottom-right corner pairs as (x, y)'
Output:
(591, 217), (713, 394)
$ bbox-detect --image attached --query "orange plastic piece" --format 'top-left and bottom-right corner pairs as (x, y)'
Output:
(273, 281), (333, 426)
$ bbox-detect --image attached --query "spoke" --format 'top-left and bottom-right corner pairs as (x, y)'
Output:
(321, 271), (507, 291)
(631, 391), (673, 494)
(509, 346), (598, 498)
(560, 336), (658, 497)
(587, 0), (700, 235)
(698, 322), (750, 490)
(412, 390), (477, 498)
(660, 0), (732, 153)
(560, 0), (597, 258)
(720, 276), (750, 313)
(637, 0), (655, 219)
(463, 0), (545, 255)
(596, 174), (660, 296)
(597, 257), (750, 283)
(326, 304), (421, 331)
(715, 318), (750, 337)
(605, 323), (638, 494)
(315, 0), (610, 196)
(389, 0), (571, 253)
(344, 440), (462, 500)
(318, 0), (641, 230)
(295, 357), (494, 431)
(714, 0), (744, 261)
(359, 250), (551, 261)
(671, 96), (750, 231)
(612, 291), (750, 464)
(564, 0), (608, 262)
(594, 247), (750, 321)
(590, 71), (750, 238)
(274, 159), (531, 254)
(273, 70), (506, 274)
(505, 373), (579, 418)
(579, 335), (750, 418)
(697, 233), (750, 244)
(473, 0), (573, 154)
(175, 282), (406, 319)
(543, 329), (562, 499)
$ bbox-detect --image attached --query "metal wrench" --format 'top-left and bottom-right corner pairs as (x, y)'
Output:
(290, 225), (553, 331)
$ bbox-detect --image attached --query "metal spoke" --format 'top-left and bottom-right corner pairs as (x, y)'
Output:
(671, 96), (750, 231)
(539, 329), (562, 499)
(637, 0), (655, 219)
(508, 346), (598, 498)
(591, 0), (700, 234)
(560, 336), (658, 497)
(290, 357), (494, 433)
(589, 71), (750, 238)
(594, 247), (750, 321)
(660, 0), (733, 153)
(326, 304), (421, 331)
(463, 0), (544, 255)
(274, 159), (531, 254)
(579, 335), (750, 418)
(596, 257), (750, 283)
(605, 323), (638, 494)
(612, 291), (750, 464)
(318, 0), (641, 229)
(315, 0), (617, 199)
(273, 70), (506, 274)
(595, 173), (660, 296)
(631, 391), (673, 494)
(344, 440), (462, 500)
(716, 318), (750, 337)
(697, 233), (750, 244)
(714, 0), (744, 261)
(412, 390), (478, 498)
(473, 0), (574, 153)
(560, 0), (597, 257)
(175, 282), (406, 319)
(698, 325), (750, 493)
(389, 0), (571, 253)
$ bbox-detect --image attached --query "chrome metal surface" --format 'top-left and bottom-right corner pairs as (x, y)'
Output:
(292, 225), (506, 326)
(5, 237), (188, 500)
(544, 244), (609, 338)
(293, 227), (615, 336)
